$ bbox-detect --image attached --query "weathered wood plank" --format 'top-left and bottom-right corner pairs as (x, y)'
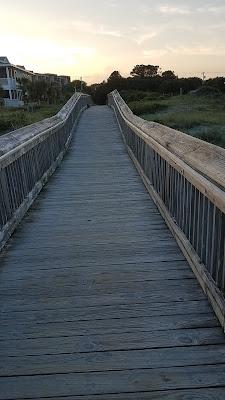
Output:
(0, 327), (223, 357)
(1, 364), (225, 399)
(0, 299), (210, 324)
(0, 278), (200, 298)
(2, 344), (225, 377)
(0, 285), (207, 313)
(0, 313), (218, 340)
(31, 388), (225, 400)
(0, 260), (192, 284)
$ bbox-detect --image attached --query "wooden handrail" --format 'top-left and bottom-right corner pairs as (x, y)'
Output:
(109, 89), (225, 330)
(110, 90), (225, 191)
(0, 93), (92, 250)
(0, 93), (87, 159)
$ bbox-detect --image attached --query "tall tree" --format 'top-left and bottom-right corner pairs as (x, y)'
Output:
(46, 85), (60, 104)
(206, 77), (225, 93)
(107, 71), (125, 91)
(107, 71), (122, 82)
(130, 64), (159, 78)
(162, 70), (177, 79)
(18, 77), (31, 103)
(71, 80), (87, 92)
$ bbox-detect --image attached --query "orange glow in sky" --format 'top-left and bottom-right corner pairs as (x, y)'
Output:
(1, 0), (225, 83)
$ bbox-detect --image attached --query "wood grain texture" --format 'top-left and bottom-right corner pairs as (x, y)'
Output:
(0, 105), (225, 399)
(108, 90), (225, 196)
(21, 388), (225, 400)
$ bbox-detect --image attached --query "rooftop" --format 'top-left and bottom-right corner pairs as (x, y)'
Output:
(0, 57), (10, 65)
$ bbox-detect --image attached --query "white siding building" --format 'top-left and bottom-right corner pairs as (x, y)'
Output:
(0, 57), (71, 108)
(0, 57), (34, 107)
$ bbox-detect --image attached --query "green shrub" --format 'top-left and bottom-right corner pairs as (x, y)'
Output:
(153, 116), (199, 130)
(129, 101), (168, 116)
(120, 90), (162, 103)
(0, 103), (63, 135)
(145, 92), (161, 101)
(196, 129), (225, 146)
(120, 90), (148, 102)
(190, 85), (220, 97)
(0, 120), (12, 133)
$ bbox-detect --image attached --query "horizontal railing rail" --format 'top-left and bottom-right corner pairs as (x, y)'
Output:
(108, 89), (225, 330)
(0, 93), (92, 250)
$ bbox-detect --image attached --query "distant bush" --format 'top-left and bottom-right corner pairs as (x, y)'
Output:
(120, 90), (148, 102)
(0, 104), (62, 135)
(206, 77), (225, 93)
(145, 92), (161, 101)
(196, 129), (225, 146)
(9, 112), (29, 130)
(129, 101), (168, 116)
(190, 86), (220, 97)
(158, 94), (171, 100)
(0, 112), (30, 134)
(0, 120), (12, 133)
(153, 117), (198, 130)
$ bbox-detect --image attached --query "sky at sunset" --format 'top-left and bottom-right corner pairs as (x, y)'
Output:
(1, 0), (225, 83)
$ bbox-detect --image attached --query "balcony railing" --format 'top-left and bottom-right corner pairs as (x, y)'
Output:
(0, 77), (17, 89)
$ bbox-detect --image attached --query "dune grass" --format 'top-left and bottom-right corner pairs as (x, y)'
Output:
(127, 93), (225, 147)
(0, 103), (63, 136)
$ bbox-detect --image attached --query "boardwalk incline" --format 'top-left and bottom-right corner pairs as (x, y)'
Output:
(0, 92), (225, 398)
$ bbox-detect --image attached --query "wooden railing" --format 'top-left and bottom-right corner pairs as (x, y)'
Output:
(108, 89), (225, 330)
(0, 93), (91, 250)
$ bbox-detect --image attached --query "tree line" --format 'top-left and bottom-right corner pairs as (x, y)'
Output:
(18, 78), (74, 105)
(1, 64), (225, 107)
(83, 64), (225, 104)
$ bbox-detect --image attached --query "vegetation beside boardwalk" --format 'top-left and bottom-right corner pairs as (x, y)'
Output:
(124, 91), (225, 147)
(85, 64), (225, 147)
(1, 63), (225, 148)
(0, 103), (64, 135)
(0, 79), (83, 135)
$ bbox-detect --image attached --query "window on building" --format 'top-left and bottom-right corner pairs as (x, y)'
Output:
(3, 90), (10, 98)
(0, 67), (7, 78)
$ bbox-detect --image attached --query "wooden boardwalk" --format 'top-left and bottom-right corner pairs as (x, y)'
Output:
(0, 105), (225, 399)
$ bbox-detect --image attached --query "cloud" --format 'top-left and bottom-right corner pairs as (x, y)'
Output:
(159, 4), (225, 16)
(171, 46), (225, 56)
(143, 49), (168, 58)
(159, 5), (192, 15)
(97, 27), (122, 38)
(208, 22), (225, 30)
(135, 32), (158, 45)
(71, 20), (122, 38)
(158, 4), (225, 16)
(198, 6), (225, 14)
(143, 45), (225, 57)
(129, 25), (164, 45)
(105, 0), (120, 7)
